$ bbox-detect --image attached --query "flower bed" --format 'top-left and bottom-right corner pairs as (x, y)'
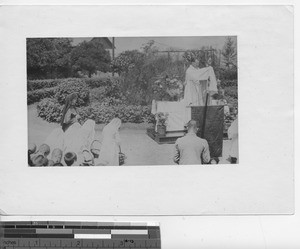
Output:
(37, 97), (153, 124)
(37, 98), (63, 123)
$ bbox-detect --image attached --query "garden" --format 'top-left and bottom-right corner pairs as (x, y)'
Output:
(27, 38), (238, 129)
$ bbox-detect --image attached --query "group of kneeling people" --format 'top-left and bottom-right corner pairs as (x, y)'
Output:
(29, 93), (124, 167)
(28, 139), (107, 166)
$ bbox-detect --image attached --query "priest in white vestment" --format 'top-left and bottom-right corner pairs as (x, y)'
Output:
(183, 58), (218, 106)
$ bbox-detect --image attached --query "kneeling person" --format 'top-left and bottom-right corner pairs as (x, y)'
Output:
(174, 120), (210, 165)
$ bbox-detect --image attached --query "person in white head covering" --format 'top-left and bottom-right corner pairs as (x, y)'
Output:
(97, 118), (122, 166)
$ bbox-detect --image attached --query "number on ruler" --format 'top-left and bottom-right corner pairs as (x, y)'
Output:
(124, 239), (134, 243)
(124, 239), (135, 248)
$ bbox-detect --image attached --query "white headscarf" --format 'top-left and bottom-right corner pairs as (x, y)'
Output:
(98, 118), (122, 166)
(110, 118), (122, 130)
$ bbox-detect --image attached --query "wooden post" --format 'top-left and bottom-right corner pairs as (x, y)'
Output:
(201, 92), (209, 138)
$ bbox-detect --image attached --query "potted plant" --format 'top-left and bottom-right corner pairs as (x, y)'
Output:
(156, 112), (169, 136)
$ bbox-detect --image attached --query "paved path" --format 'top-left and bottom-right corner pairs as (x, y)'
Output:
(28, 105), (231, 165)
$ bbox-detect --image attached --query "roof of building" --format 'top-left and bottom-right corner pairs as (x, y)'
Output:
(91, 37), (115, 49)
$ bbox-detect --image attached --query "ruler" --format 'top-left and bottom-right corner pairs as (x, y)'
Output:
(0, 221), (161, 249)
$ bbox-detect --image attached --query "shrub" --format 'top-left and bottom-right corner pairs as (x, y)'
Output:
(37, 98), (152, 125)
(85, 77), (110, 88)
(90, 87), (127, 106)
(102, 97), (126, 106)
(89, 86), (107, 102)
(55, 78), (90, 106)
(220, 79), (237, 88)
(84, 103), (151, 124)
(27, 86), (57, 105)
(224, 86), (238, 99)
(218, 68), (237, 80)
(86, 76), (124, 89)
(152, 76), (184, 101)
(121, 54), (185, 105)
(111, 50), (145, 74)
(223, 85), (238, 109)
(103, 78), (124, 100)
(37, 98), (63, 123)
(27, 79), (61, 91)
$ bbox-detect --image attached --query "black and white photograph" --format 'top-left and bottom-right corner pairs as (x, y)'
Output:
(27, 36), (238, 167)
(0, 4), (294, 217)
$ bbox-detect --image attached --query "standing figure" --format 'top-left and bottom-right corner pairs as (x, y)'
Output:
(184, 58), (212, 106)
(98, 118), (122, 166)
(183, 58), (203, 106)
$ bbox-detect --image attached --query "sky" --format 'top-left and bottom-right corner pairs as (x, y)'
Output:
(72, 36), (236, 55)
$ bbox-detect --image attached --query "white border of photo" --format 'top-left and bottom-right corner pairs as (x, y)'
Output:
(0, 4), (294, 215)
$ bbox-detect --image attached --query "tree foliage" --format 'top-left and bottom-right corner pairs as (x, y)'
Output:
(221, 37), (237, 69)
(27, 38), (73, 79)
(70, 40), (111, 77)
(118, 42), (185, 105)
(111, 50), (144, 75)
(27, 38), (112, 79)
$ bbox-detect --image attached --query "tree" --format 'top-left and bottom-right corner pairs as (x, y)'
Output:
(141, 40), (159, 56)
(27, 38), (73, 79)
(111, 50), (144, 75)
(70, 40), (111, 77)
(221, 37), (237, 70)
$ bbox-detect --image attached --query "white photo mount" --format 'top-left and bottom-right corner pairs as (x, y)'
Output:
(0, 5), (294, 215)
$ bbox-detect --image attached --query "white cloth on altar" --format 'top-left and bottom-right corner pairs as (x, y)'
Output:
(152, 100), (190, 131)
(184, 65), (218, 106)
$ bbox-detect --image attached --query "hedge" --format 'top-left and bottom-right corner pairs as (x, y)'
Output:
(28, 76), (122, 91)
(55, 78), (90, 106)
(27, 77), (126, 105)
(77, 104), (153, 124)
(37, 98), (153, 124)
(28, 80), (125, 106)
(89, 86), (107, 102)
(27, 79), (61, 91)
(83, 103), (152, 124)
(37, 98), (63, 123)
(27, 86), (57, 105)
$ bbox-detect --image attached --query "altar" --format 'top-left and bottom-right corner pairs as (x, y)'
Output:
(147, 65), (224, 158)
